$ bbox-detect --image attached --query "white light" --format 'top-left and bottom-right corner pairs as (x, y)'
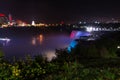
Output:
(86, 27), (93, 32)
(96, 28), (99, 31)
(95, 21), (98, 24)
(32, 21), (35, 26)
(84, 22), (86, 24)
(92, 27), (95, 31)
(98, 22), (100, 24)
(0, 38), (11, 42)
(79, 22), (82, 24)
(22, 23), (25, 26)
(117, 46), (120, 49)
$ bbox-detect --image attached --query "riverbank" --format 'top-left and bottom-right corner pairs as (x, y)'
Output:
(1, 54), (120, 80)
(0, 26), (72, 37)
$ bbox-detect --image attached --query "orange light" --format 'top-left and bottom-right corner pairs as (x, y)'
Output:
(32, 38), (36, 45)
(39, 34), (43, 44)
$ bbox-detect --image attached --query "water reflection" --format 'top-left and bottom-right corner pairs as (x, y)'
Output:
(32, 34), (44, 45)
(2, 33), (72, 60)
(38, 34), (43, 44)
(32, 38), (36, 45)
(0, 37), (11, 46)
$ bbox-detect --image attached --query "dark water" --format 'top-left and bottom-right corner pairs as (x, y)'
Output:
(0, 31), (72, 60)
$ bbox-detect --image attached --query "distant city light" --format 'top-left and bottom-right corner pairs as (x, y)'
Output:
(86, 27), (93, 32)
(79, 21), (82, 24)
(32, 21), (35, 26)
(83, 22), (86, 24)
(0, 13), (5, 17)
(21, 23), (25, 26)
(96, 28), (99, 31)
(94, 21), (100, 24)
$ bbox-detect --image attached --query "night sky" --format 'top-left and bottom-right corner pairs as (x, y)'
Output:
(0, 0), (120, 23)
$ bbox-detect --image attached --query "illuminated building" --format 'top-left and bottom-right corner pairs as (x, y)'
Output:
(8, 14), (13, 26)
(32, 21), (35, 26)
(0, 13), (8, 27)
(8, 14), (12, 22)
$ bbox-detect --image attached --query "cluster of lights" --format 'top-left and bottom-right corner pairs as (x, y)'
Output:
(86, 26), (108, 32)
(86, 26), (97, 32)
(94, 21), (100, 24)
(79, 21), (100, 24)
(31, 20), (66, 27)
(85, 26), (120, 32)
(79, 21), (86, 24)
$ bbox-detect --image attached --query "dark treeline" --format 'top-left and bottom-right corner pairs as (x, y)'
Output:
(0, 26), (72, 38)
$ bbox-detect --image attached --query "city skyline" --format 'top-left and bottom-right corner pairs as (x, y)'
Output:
(0, 0), (120, 23)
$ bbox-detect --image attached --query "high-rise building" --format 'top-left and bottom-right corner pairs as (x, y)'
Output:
(0, 13), (8, 26)
(8, 14), (12, 23)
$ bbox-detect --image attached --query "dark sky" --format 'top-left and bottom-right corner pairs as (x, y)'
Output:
(0, 0), (120, 23)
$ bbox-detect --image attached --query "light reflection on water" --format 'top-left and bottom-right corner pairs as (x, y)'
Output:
(32, 34), (44, 45)
(0, 38), (11, 46)
(2, 33), (72, 60)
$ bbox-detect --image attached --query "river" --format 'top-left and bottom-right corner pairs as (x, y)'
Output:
(0, 27), (73, 60)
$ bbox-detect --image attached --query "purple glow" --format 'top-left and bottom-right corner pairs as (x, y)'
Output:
(70, 31), (91, 39)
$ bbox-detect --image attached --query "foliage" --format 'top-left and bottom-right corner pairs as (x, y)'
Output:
(70, 36), (119, 58)
(0, 32), (120, 79)
(1, 55), (120, 80)
(0, 48), (4, 59)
